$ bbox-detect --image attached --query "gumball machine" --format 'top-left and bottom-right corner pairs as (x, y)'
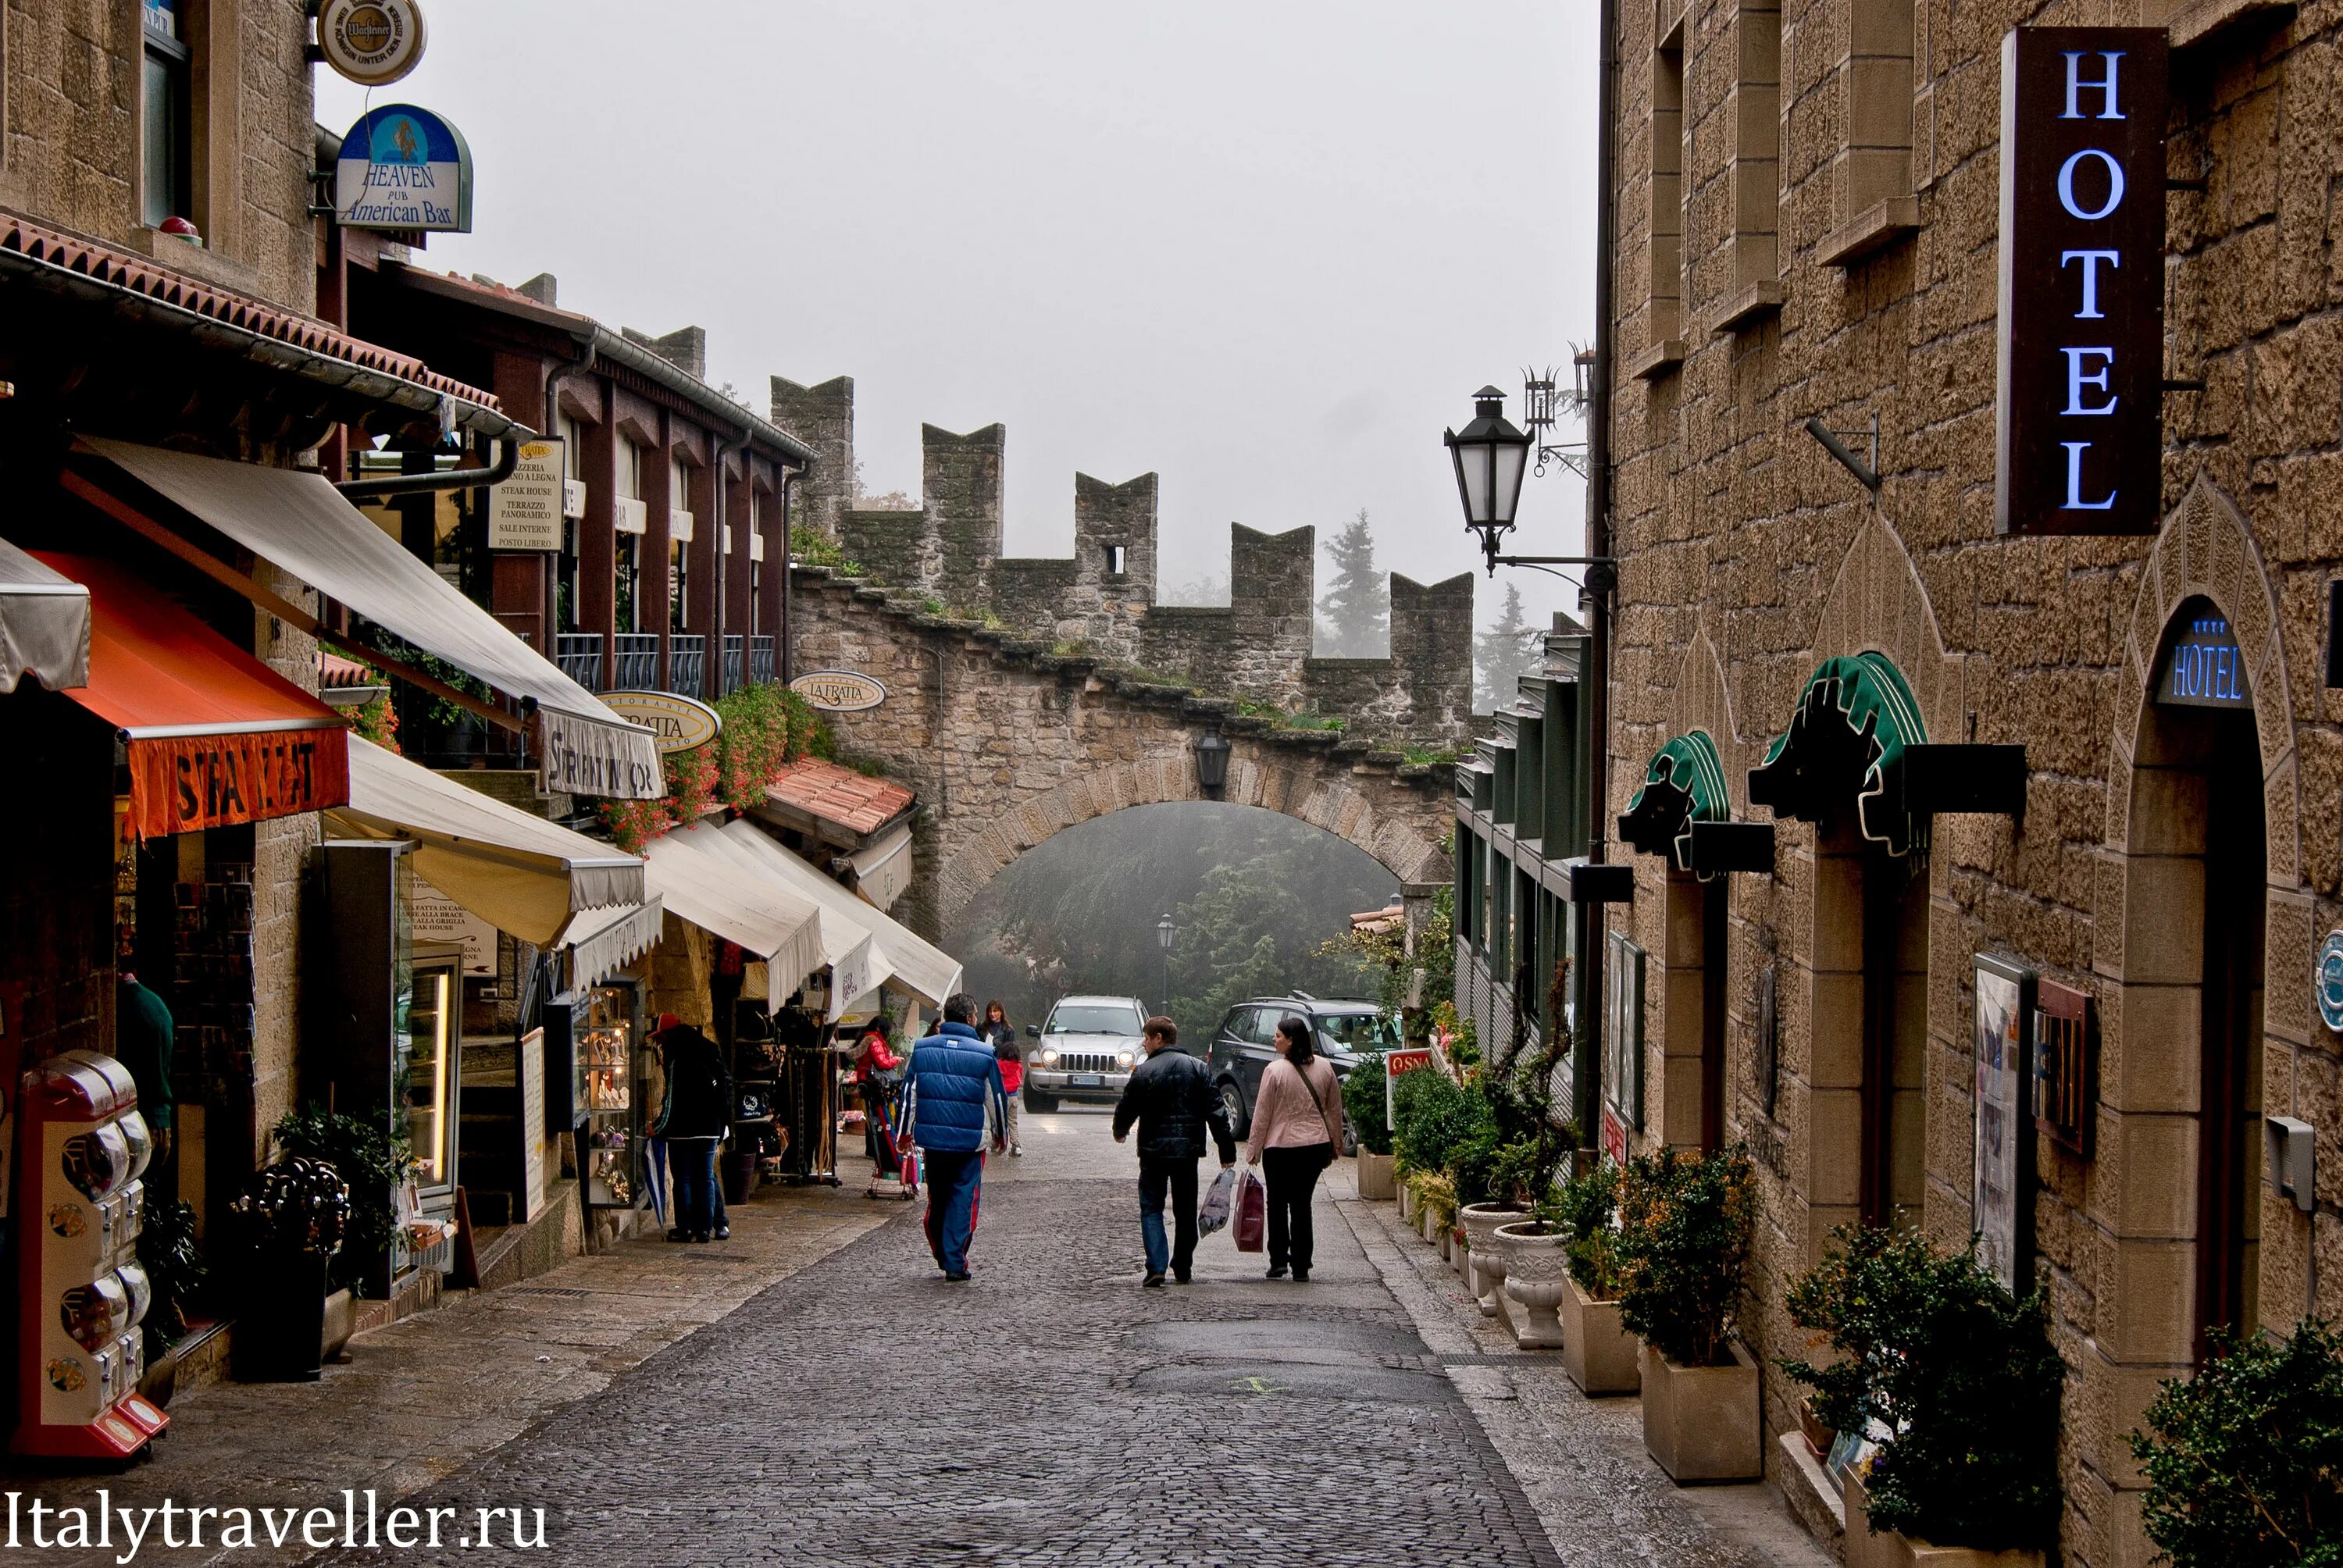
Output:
(11, 1049), (168, 1457)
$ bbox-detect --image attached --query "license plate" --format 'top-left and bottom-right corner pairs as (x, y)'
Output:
(1070, 1073), (1102, 1088)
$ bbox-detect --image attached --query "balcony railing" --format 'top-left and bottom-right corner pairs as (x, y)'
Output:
(721, 634), (746, 696)
(666, 633), (706, 698)
(749, 635), (776, 686)
(555, 633), (603, 693)
(613, 633), (658, 691)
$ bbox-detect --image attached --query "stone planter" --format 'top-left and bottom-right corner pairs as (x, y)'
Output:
(1459, 1203), (1526, 1317)
(321, 1288), (356, 1363)
(1640, 1340), (1761, 1482)
(1357, 1149), (1397, 1200)
(1559, 1277), (1639, 1395)
(1843, 1472), (2047, 1568)
(1420, 1207), (1443, 1244)
(1492, 1221), (1568, 1349)
(1398, 1180), (1418, 1223)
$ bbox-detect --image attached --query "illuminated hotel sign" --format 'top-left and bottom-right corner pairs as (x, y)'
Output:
(2156, 610), (2252, 709)
(1994, 27), (2168, 536)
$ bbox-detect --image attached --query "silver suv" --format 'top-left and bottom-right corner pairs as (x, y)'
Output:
(1022, 994), (1147, 1110)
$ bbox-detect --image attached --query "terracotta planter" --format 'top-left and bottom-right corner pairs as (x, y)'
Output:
(1492, 1221), (1568, 1349)
(1639, 1340), (1761, 1482)
(1460, 1203), (1526, 1317)
(1843, 1472), (2047, 1568)
(1356, 1149), (1397, 1200)
(1559, 1276), (1639, 1395)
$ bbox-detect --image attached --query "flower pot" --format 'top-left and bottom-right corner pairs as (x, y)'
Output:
(1797, 1398), (1835, 1460)
(721, 1149), (759, 1206)
(1356, 1149), (1397, 1200)
(1559, 1276), (1640, 1395)
(236, 1249), (330, 1383)
(1420, 1207), (1442, 1244)
(1398, 1181), (1419, 1223)
(1842, 1472), (2047, 1568)
(1492, 1221), (1568, 1349)
(1460, 1203), (1525, 1317)
(1639, 1340), (1761, 1483)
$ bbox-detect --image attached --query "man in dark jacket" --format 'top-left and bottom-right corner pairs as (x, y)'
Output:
(652, 1021), (733, 1243)
(901, 994), (1009, 1281)
(1112, 1016), (1236, 1287)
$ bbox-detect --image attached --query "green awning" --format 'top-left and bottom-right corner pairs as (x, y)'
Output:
(1748, 652), (1928, 856)
(1617, 730), (1728, 875)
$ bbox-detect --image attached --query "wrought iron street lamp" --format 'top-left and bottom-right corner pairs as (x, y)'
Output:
(1444, 385), (1532, 567)
(1193, 726), (1231, 800)
(1155, 914), (1176, 1017)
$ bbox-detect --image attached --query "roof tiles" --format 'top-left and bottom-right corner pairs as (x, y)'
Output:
(765, 757), (915, 838)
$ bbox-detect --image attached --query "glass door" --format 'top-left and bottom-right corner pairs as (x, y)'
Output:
(405, 950), (460, 1207)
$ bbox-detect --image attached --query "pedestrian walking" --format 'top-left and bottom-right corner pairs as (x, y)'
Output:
(853, 1021), (904, 1170)
(651, 1017), (733, 1244)
(1245, 1015), (1345, 1281)
(900, 993), (1009, 1281)
(980, 1000), (1025, 1156)
(1111, 1016), (1236, 1288)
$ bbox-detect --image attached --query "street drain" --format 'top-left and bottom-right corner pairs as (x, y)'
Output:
(1132, 1362), (1455, 1404)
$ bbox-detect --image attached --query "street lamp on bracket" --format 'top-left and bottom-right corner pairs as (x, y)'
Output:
(1443, 382), (1614, 599)
(1192, 725), (1232, 800)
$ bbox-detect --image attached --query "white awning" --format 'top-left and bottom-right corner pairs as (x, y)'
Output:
(325, 737), (645, 946)
(640, 825), (827, 1010)
(74, 438), (663, 800)
(556, 898), (666, 989)
(844, 824), (914, 913)
(690, 825), (884, 1017)
(714, 818), (963, 1007)
(0, 539), (89, 693)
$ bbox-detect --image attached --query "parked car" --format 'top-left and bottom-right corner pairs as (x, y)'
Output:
(1204, 994), (1398, 1149)
(1021, 994), (1148, 1110)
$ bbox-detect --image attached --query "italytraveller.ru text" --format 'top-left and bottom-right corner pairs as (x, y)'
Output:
(2, 1489), (547, 1562)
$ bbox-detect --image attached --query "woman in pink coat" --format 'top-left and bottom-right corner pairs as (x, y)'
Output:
(1244, 1015), (1346, 1281)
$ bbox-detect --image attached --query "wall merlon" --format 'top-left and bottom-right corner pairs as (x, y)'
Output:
(771, 374), (855, 539)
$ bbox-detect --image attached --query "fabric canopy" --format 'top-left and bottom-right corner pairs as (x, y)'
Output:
(640, 825), (828, 1011)
(847, 824), (915, 912)
(1748, 651), (1929, 857)
(325, 737), (644, 946)
(75, 438), (663, 800)
(42, 551), (348, 838)
(690, 825), (884, 1017)
(1617, 729), (1729, 877)
(556, 899), (667, 990)
(715, 818), (963, 1007)
(0, 539), (88, 693)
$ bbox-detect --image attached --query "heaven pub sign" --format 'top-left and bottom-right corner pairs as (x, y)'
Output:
(1995, 27), (2168, 536)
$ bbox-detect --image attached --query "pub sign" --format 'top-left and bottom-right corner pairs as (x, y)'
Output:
(1994, 27), (2168, 536)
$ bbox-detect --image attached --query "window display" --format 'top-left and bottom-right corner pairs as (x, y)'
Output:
(580, 982), (640, 1208)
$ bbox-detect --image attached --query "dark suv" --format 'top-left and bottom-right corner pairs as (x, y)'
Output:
(1204, 995), (1399, 1146)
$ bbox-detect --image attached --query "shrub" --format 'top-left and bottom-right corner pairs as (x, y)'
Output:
(1614, 1146), (1755, 1367)
(2127, 1317), (2343, 1568)
(1413, 1171), (1458, 1226)
(271, 1107), (415, 1297)
(1553, 1163), (1624, 1298)
(1781, 1225), (2063, 1550)
(1391, 1067), (1482, 1175)
(1342, 1052), (1394, 1156)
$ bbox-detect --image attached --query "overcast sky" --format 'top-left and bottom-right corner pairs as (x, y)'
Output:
(319, 2), (1598, 636)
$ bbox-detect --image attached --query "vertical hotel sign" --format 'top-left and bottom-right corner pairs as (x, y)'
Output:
(1995, 28), (2167, 536)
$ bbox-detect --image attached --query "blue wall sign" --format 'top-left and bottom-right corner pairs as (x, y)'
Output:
(2156, 611), (2252, 709)
(2319, 932), (2343, 1034)
(333, 105), (473, 233)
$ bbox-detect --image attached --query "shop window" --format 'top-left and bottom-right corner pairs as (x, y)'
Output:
(615, 442), (644, 634)
(141, 1), (191, 230)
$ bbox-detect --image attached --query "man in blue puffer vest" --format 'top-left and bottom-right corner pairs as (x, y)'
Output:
(900, 992), (1010, 1281)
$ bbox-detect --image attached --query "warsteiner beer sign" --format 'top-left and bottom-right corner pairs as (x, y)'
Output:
(1995, 27), (2168, 536)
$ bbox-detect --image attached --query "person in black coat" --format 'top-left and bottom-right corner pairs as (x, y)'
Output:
(1111, 1016), (1236, 1286)
(653, 1021), (733, 1242)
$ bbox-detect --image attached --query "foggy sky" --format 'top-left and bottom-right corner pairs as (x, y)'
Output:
(318, 2), (1598, 636)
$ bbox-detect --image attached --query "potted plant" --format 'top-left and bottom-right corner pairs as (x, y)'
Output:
(1479, 987), (1581, 1349)
(1343, 1052), (1398, 1200)
(1414, 1171), (1458, 1249)
(272, 1107), (415, 1299)
(2126, 1317), (2343, 1568)
(1616, 1145), (1760, 1481)
(229, 1156), (350, 1382)
(1781, 1225), (2063, 1565)
(1552, 1162), (1639, 1395)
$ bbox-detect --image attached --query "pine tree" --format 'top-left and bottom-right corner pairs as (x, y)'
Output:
(1317, 509), (1389, 657)
(1475, 583), (1538, 712)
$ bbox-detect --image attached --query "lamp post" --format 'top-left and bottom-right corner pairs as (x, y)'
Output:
(1193, 725), (1231, 800)
(1154, 914), (1176, 1017)
(1444, 384), (1617, 594)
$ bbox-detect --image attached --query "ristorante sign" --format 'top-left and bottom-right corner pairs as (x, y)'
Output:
(1994, 27), (2168, 536)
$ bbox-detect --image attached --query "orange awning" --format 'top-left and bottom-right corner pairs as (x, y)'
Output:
(38, 553), (349, 839)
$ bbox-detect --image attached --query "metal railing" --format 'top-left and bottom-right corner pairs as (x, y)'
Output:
(721, 634), (746, 696)
(613, 633), (658, 691)
(555, 633), (603, 693)
(749, 635), (776, 686)
(666, 633), (705, 698)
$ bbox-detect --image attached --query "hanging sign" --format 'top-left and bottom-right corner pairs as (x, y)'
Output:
(2156, 608), (2252, 709)
(333, 105), (474, 233)
(537, 711), (663, 801)
(488, 438), (565, 552)
(600, 690), (722, 754)
(1972, 954), (2037, 1292)
(127, 729), (349, 839)
(790, 669), (886, 713)
(2318, 932), (2343, 1034)
(1993, 27), (2168, 536)
(411, 878), (496, 977)
(317, 0), (427, 87)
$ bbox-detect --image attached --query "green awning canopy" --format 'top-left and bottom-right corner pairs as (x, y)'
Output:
(1748, 651), (1929, 857)
(1617, 730), (1728, 875)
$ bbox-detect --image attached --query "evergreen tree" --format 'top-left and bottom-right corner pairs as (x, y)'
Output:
(1317, 510), (1389, 657)
(1475, 583), (1539, 712)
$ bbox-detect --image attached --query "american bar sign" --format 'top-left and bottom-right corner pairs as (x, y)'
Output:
(1994, 27), (2168, 536)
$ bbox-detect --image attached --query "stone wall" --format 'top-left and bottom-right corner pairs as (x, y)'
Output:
(769, 375), (855, 541)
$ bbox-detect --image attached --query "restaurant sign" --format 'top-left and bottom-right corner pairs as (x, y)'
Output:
(600, 690), (722, 755)
(127, 729), (349, 839)
(487, 438), (565, 552)
(537, 711), (663, 801)
(1994, 27), (2168, 536)
(790, 669), (886, 713)
(333, 104), (473, 233)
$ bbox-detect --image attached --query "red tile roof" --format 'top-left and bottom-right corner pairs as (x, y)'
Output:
(0, 210), (501, 411)
(766, 758), (915, 838)
(319, 652), (378, 689)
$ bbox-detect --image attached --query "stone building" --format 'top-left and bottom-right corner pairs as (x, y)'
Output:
(1564, 0), (2343, 1562)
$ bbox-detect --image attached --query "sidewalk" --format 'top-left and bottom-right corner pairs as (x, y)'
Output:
(5, 1181), (888, 1568)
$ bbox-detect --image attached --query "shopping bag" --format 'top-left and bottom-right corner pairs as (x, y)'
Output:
(1197, 1166), (1237, 1235)
(1233, 1168), (1267, 1253)
(897, 1137), (921, 1196)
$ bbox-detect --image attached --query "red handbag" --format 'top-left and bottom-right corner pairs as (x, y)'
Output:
(1233, 1169), (1267, 1253)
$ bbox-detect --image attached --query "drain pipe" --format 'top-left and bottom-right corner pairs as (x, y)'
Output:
(779, 469), (797, 686)
(334, 429), (523, 498)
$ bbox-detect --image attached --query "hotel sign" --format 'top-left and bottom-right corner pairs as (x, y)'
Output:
(2156, 609), (2252, 708)
(1995, 27), (2167, 536)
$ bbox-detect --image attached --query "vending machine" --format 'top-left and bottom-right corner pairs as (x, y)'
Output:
(11, 1049), (167, 1458)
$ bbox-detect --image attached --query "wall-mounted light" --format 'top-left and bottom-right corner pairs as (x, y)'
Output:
(1193, 726), (1231, 800)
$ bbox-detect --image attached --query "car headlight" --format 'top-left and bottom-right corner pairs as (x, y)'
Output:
(1040, 1047), (1058, 1067)
(1117, 1049), (1136, 1069)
